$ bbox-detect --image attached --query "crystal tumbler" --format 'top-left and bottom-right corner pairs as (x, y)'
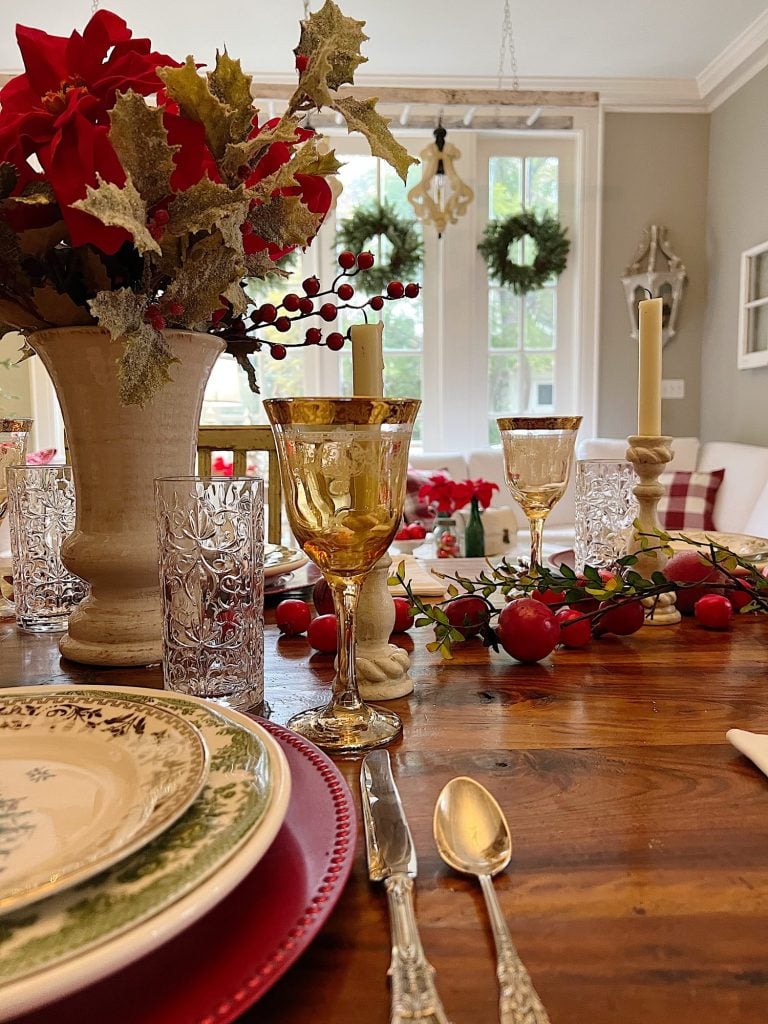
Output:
(155, 476), (264, 712)
(7, 464), (89, 633)
(574, 459), (639, 573)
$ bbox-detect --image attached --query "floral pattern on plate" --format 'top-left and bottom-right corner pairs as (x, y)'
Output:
(0, 693), (209, 915)
(0, 687), (275, 992)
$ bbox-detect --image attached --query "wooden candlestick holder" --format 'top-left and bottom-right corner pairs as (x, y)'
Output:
(626, 434), (681, 626)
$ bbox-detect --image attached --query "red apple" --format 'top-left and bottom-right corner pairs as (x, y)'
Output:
(662, 551), (724, 614)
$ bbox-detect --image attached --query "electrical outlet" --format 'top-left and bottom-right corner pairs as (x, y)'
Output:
(661, 379), (685, 399)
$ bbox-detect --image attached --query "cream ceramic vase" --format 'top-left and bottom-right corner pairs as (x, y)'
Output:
(30, 327), (224, 667)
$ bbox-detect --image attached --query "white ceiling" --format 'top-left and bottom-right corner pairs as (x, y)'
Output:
(1, 1), (767, 97)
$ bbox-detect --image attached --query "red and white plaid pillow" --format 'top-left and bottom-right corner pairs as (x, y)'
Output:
(657, 469), (725, 530)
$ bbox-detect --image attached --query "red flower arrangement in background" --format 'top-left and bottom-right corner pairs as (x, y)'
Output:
(418, 474), (499, 516)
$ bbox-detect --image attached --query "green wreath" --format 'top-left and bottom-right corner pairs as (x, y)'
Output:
(478, 212), (570, 295)
(336, 201), (423, 293)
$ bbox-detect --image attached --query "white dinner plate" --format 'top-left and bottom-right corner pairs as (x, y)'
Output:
(264, 543), (308, 579)
(0, 686), (291, 1022)
(0, 691), (209, 915)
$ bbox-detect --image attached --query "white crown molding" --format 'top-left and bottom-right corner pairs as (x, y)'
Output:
(698, 9), (768, 110)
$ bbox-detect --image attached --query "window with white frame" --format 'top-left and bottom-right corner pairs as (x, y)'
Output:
(199, 124), (595, 454)
(738, 239), (768, 369)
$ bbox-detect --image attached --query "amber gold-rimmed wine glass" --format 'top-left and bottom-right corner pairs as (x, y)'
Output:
(264, 397), (420, 754)
(497, 415), (582, 568)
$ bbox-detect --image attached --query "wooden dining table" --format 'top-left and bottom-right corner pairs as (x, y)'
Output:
(2, 605), (768, 1024)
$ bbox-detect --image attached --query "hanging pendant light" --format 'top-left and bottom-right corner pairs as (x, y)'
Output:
(407, 121), (474, 238)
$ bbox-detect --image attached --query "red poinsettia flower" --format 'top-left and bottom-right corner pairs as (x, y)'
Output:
(0, 10), (179, 253)
(418, 474), (499, 515)
(244, 118), (332, 261)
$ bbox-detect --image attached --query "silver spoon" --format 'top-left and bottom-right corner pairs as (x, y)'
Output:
(433, 777), (551, 1024)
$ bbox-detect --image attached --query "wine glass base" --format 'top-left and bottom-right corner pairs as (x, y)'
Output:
(287, 703), (402, 755)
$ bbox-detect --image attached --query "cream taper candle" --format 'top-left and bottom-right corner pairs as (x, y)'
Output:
(350, 321), (384, 397)
(637, 297), (663, 436)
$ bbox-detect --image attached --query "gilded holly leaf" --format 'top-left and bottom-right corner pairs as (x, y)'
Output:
(248, 194), (322, 250)
(32, 287), (92, 326)
(296, 139), (343, 177)
(163, 232), (244, 326)
(167, 178), (249, 248)
(332, 97), (416, 183)
(71, 175), (161, 256)
(0, 296), (46, 332)
(244, 249), (288, 280)
(294, 0), (368, 91)
(208, 50), (255, 144)
(220, 116), (304, 180)
(88, 288), (176, 406)
(17, 221), (67, 258)
(77, 248), (112, 293)
(222, 281), (248, 315)
(109, 91), (178, 207)
(4, 181), (56, 206)
(0, 163), (17, 201)
(158, 57), (232, 159)
(288, 40), (334, 112)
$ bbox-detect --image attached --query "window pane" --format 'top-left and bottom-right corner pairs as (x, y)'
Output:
(525, 352), (555, 412)
(489, 288), (520, 349)
(489, 157), (523, 218)
(526, 157), (559, 214)
(750, 252), (768, 301)
(748, 306), (768, 354)
(336, 156), (377, 217)
(524, 288), (555, 350)
(488, 352), (520, 415)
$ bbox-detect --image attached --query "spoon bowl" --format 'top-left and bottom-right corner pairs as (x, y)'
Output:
(433, 776), (512, 878)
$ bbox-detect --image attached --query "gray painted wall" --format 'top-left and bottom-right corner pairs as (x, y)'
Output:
(599, 113), (710, 440)
(701, 64), (768, 444)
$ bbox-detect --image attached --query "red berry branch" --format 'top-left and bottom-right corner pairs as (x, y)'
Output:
(211, 251), (420, 390)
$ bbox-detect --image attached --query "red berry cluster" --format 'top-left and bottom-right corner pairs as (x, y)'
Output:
(218, 250), (420, 361)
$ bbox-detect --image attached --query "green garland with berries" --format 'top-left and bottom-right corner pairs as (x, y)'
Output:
(478, 211), (570, 296)
(336, 201), (423, 293)
(390, 529), (768, 660)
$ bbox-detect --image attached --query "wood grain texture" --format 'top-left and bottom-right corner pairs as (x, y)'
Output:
(2, 613), (768, 1023)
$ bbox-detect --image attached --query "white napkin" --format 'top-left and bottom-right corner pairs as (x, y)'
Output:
(726, 729), (768, 777)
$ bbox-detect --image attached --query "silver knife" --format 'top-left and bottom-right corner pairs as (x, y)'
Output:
(361, 750), (453, 1024)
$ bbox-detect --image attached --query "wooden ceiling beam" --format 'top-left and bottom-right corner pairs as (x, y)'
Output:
(249, 83), (599, 107)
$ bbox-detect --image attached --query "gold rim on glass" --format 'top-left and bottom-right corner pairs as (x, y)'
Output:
(0, 418), (33, 433)
(496, 415), (582, 432)
(264, 397), (420, 427)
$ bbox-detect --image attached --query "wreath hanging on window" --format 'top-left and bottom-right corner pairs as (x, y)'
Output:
(478, 211), (570, 295)
(336, 201), (423, 293)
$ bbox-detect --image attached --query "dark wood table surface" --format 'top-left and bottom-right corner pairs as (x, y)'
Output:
(2, 610), (768, 1024)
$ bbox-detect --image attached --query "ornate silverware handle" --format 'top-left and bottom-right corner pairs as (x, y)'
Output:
(384, 873), (453, 1024)
(478, 873), (551, 1024)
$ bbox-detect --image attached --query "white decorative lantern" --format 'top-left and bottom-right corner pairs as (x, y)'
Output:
(621, 225), (687, 346)
(407, 123), (474, 237)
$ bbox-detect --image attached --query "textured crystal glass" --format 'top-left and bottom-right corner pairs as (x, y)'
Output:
(7, 464), (88, 633)
(0, 418), (32, 618)
(265, 397), (420, 755)
(574, 460), (639, 573)
(497, 416), (582, 568)
(155, 476), (264, 712)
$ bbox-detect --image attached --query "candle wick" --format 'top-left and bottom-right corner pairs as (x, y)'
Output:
(641, 287), (654, 300)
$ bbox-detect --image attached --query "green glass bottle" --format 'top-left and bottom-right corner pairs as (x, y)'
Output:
(463, 495), (485, 557)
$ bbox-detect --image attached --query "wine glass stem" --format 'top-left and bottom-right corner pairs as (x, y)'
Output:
(330, 577), (365, 713)
(529, 515), (546, 568)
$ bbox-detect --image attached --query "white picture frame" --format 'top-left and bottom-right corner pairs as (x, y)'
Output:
(737, 238), (768, 369)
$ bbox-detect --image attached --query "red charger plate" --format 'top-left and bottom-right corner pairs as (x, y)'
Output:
(14, 720), (356, 1024)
